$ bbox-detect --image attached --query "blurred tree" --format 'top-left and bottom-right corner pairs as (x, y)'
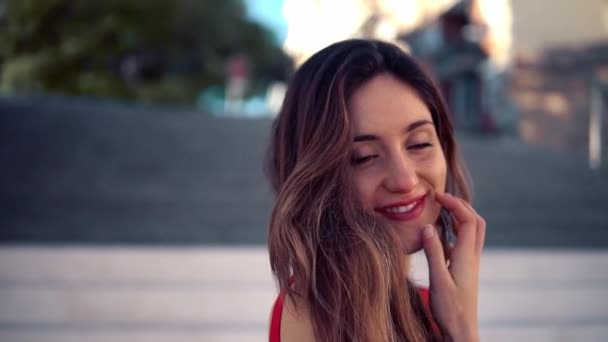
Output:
(0, 0), (292, 104)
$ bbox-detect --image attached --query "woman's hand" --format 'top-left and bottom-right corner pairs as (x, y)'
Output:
(421, 192), (486, 342)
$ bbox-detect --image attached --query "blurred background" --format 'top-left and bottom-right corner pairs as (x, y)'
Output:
(0, 0), (607, 341)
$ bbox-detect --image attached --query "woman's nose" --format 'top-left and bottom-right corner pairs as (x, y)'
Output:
(383, 155), (419, 193)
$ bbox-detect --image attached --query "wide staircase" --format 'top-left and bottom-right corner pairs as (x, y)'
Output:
(1, 94), (608, 341)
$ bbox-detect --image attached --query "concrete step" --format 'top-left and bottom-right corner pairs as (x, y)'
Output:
(0, 246), (607, 341)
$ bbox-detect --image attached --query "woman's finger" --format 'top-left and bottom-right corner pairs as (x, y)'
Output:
(435, 192), (475, 224)
(475, 215), (486, 255)
(421, 224), (452, 289)
(434, 193), (477, 254)
(456, 199), (486, 256)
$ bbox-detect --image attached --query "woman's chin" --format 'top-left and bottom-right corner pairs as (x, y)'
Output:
(375, 211), (438, 254)
(402, 238), (424, 255)
(393, 222), (432, 255)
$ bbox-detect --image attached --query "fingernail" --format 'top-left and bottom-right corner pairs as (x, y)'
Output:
(423, 224), (435, 239)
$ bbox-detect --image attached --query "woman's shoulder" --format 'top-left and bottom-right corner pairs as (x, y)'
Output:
(270, 290), (315, 342)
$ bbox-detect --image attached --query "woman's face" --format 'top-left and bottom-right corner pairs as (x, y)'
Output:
(349, 73), (447, 254)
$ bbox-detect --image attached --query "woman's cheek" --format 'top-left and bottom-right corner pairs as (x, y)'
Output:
(353, 173), (376, 210)
(420, 149), (447, 190)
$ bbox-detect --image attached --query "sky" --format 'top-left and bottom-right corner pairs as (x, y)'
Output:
(243, 0), (287, 44)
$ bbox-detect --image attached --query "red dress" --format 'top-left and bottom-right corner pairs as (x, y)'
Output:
(269, 287), (439, 341)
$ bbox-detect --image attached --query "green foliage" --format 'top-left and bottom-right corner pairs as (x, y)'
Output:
(0, 0), (292, 104)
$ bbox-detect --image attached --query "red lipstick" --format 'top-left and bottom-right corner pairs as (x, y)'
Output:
(375, 194), (426, 222)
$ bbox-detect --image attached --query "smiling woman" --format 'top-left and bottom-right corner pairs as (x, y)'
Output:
(266, 39), (485, 342)
(350, 75), (448, 254)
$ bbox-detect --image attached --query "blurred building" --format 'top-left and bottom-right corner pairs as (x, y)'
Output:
(507, 0), (608, 154)
(510, 0), (608, 53)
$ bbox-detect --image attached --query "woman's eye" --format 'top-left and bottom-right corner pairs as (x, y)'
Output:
(408, 142), (432, 150)
(352, 155), (377, 165)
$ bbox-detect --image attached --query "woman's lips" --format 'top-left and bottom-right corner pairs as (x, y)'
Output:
(375, 195), (426, 222)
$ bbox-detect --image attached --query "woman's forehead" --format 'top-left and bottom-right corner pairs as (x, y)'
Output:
(349, 74), (432, 134)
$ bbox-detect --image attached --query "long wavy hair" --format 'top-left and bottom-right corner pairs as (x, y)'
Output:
(266, 39), (471, 342)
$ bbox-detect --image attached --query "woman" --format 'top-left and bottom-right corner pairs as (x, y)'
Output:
(266, 39), (486, 342)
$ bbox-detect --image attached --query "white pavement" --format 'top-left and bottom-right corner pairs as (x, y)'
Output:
(0, 246), (607, 342)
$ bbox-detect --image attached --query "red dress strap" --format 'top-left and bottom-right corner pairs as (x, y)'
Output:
(418, 286), (430, 305)
(418, 287), (442, 337)
(269, 290), (286, 342)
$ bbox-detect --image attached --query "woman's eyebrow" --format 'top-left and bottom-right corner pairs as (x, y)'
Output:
(405, 119), (433, 133)
(353, 134), (378, 142)
(353, 119), (433, 142)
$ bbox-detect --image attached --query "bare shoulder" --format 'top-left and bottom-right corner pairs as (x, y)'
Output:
(281, 294), (316, 342)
